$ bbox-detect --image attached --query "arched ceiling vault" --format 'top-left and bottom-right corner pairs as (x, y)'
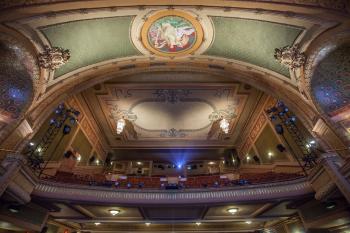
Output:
(0, 0), (350, 147)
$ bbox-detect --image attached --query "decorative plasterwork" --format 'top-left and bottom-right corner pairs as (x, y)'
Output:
(0, 33), (39, 123)
(1, 0), (349, 13)
(304, 31), (350, 143)
(238, 96), (275, 157)
(67, 96), (109, 159)
(6, 5), (336, 88)
(33, 178), (313, 205)
(38, 46), (70, 70)
(87, 84), (247, 145)
(274, 44), (306, 70)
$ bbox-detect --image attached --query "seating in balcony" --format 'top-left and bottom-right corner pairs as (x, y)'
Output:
(42, 171), (304, 189)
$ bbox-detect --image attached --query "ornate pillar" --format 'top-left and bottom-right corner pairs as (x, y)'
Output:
(309, 153), (350, 203)
(0, 154), (37, 204)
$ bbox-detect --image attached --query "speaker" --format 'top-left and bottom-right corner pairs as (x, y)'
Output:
(64, 150), (73, 159)
(224, 149), (240, 168)
(276, 144), (286, 152)
(275, 124), (284, 135)
(253, 155), (260, 164)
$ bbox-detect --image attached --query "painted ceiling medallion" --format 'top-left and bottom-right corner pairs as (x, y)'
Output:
(141, 10), (204, 57)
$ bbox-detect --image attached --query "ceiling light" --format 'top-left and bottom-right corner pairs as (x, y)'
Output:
(325, 201), (336, 210)
(109, 209), (120, 216)
(268, 152), (273, 158)
(227, 208), (238, 214)
(94, 222), (101, 226)
(220, 118), (229, 134)
(8, 205), (20, 213)
(195, 222), (201, 226)
(208, 161), (215, 165)
(145, 222), (151, 226)
(116, 118), (125, 134)
(245, 221), (252, 224)
(29, 142), (35, 146)
(137, 161), (142, 165)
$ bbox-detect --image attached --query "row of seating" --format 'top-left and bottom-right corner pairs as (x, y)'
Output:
(43, 171), (304, 189)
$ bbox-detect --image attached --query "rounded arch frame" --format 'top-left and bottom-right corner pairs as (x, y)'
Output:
(304, 27), (350, 146)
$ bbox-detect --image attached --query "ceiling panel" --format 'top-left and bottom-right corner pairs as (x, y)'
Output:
(204, 17), (303, 77)
(79, 80), (261, 148)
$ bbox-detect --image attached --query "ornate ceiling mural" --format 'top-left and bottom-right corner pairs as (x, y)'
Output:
(78, 78), (260, 148)
(11, 5), (331, 87)
(97, 85), (244, 141)
(140, 10), (204, 56)
(133, 9), (212, 57)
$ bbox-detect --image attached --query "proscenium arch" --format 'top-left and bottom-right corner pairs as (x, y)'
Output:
(22, 59), (322, 151)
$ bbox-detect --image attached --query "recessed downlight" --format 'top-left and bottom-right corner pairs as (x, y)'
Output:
(145, 222), (151, 226)
(94, 222), (101, 226)
(109, 209), (120, 216)
(227, 208), (238, 214)
(195, 222), (201, 226)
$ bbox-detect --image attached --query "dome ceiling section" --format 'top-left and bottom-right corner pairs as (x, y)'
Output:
(80, 82), (258, 148)
(6, 6), (336, 89)
(311, 43), (350, 136)
(0, 34), (39, 124)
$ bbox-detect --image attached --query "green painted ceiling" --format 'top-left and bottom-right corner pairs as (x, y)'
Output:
(204, 17), (303, 77)
(40, 16), (141, 77)
(41, 16), (303, 78)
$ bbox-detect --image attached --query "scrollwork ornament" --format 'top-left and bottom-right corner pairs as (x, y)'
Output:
(274, 44), (306, 70)
(38, 46), (70, 70)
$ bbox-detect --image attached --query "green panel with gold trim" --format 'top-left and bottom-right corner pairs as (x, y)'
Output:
(204, 17), (303, 77)
(40, 16), (141, 77)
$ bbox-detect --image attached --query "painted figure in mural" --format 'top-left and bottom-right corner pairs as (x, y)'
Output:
(148, 16), (196, 53)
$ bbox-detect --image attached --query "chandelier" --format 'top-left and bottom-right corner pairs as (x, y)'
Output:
(116, 118), (125, 134)
(220, 118), (229, 134)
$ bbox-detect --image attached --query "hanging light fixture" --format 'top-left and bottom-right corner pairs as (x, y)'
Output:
(220, 118), (229, 134)
(116, 118), (125, 134)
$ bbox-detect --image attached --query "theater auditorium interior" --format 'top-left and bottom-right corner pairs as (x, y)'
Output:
(0, 1), (350, 233)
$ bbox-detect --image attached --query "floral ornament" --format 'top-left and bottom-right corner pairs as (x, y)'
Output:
(274, 44), (306, 70)
(38, 46), (70, 70)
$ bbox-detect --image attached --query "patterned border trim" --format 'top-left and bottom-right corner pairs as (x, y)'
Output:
(33, 178), (313, 204)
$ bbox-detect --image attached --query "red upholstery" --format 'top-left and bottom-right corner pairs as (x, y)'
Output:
(44, 171), (303, 189)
